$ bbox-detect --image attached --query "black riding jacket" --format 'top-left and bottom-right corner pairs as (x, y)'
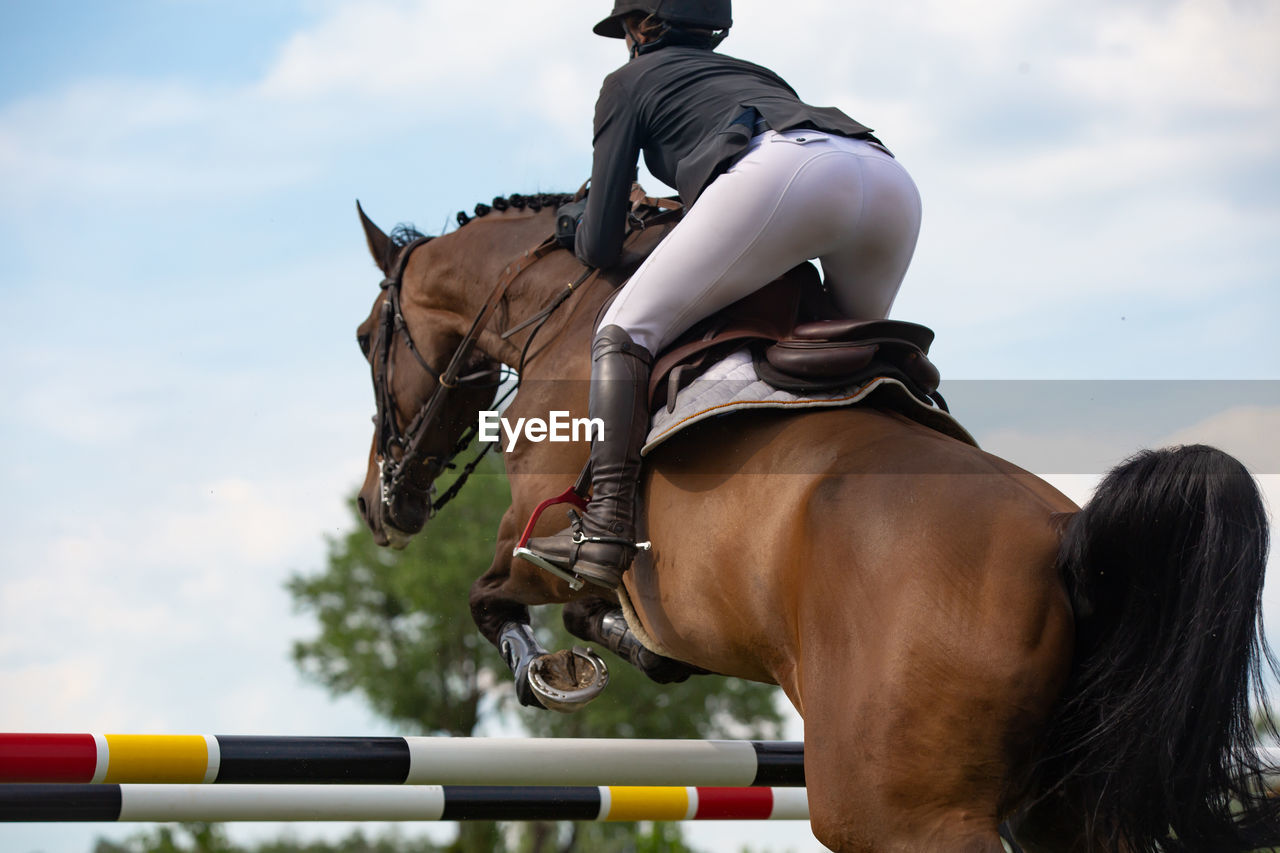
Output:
(576, 45), (878, 269)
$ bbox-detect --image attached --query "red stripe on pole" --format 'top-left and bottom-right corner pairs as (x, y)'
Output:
(693, 786), (774, 820)
(0, 734), (98, 783)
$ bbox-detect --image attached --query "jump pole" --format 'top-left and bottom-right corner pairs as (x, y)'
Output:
(0, 734), (803, 787)
(0, 783), (809, 822)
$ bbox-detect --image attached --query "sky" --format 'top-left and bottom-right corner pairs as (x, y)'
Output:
(0, 1), (1277, 851)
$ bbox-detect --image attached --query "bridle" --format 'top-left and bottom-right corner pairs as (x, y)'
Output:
(371, 236), (471, 526)
(370, 232), (583, 528)
(369, 193), (682, 530)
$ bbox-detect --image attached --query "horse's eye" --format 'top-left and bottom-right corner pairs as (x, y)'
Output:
(358, 332), (372, 357)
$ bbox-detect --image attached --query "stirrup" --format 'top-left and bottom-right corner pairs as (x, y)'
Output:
(514, 511), (651, 589)
(513, 546), (587, 590)
(512, 486), (591, 589)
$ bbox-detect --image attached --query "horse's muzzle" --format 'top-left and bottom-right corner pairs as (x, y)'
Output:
(359, 456), (437, 548)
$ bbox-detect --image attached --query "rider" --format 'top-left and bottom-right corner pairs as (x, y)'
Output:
(522, 0), (923, 590)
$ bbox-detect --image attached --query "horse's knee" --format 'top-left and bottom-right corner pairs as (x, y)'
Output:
(468, 574), (531, 645)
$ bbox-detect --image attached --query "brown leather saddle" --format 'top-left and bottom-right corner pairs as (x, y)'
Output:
(648, 261), (944, 413)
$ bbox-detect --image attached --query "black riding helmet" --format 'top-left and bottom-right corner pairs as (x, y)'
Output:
(593, 0), (732, 38)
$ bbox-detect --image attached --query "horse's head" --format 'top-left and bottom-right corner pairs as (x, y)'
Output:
(354, 204), (500, 547)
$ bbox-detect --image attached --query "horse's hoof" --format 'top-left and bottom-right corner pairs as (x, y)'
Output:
(528, 646), (609, 712)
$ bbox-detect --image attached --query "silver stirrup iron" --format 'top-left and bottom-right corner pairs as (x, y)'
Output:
(513, 545), (587, 590)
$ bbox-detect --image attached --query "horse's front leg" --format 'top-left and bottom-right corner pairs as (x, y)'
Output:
(470, 504), (610, 712)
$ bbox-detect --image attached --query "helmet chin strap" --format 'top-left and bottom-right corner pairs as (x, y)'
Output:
(624, 16), (657, 59)
(627, 10), (679, 58)
(625, 21), (639, 59)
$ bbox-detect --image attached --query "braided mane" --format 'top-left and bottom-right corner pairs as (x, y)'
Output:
(387, 192), (574, 258)
(454, 192), (573, 228)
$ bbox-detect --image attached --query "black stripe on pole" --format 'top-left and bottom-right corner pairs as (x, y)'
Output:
(215, 737), (411, 784)
(0, 784), (123, 821)
(441, 786), (602, 821)
(750, 741), (805, 787)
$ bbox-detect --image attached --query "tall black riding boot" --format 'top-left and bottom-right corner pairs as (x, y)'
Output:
(523, 325), (652, 590)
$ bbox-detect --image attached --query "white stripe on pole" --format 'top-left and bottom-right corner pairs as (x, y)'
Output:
(91, 734), (109, 784)
(117, 785), (448, 822)
(202, 735), (220, 785)
(403, 737), (759, 786)
(596, 786), (611, 821)
(770, 788), (809, 820)
(684, 787), (699, 821)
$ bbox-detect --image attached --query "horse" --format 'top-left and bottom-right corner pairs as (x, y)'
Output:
(351, 195), (1278, 852)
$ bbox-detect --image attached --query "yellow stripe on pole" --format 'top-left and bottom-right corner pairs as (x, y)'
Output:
(603, 786), (690, 822)
(103, 735), (210, 783)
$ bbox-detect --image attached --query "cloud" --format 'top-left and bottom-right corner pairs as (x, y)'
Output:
(1054, 0), (1280, 115)
(3, 0), (1276, 246)
(258, 1), (605, 100)
(0, 79), (314, 203)
(0, 1), (622, 209)
(962, 386), (1280, 473)
(1159, 405), (1280, 475)
(726, 0), (1280, 338)
(254, 0), (617, 146)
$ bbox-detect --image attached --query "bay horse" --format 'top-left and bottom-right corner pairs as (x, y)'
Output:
(352, 196), (1278, 852)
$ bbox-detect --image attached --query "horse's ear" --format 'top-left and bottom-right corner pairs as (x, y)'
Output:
(357, 200), (394, 276)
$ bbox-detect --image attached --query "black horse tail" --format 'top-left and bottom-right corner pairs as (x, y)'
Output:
(1033, 444), (1279, 852)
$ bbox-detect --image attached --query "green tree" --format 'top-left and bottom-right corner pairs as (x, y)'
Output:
(285, 455), (784, 852)
(94, 823), (244, 853)
(96, 824), (446, 853)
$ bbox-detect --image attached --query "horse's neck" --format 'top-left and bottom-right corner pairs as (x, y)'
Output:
(408, 212), (589, 368)
(412, 211), (667, 391)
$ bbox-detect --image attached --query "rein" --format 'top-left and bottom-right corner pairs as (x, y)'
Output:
(373, 194), (682, 525)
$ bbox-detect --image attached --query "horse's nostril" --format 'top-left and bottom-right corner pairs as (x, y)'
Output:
(357, 496), (368, 517)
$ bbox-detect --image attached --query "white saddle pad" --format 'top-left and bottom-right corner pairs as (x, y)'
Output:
(643, 347), (975, 455)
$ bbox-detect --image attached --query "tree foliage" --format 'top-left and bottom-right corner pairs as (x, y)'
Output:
(95, 824), (446, 853)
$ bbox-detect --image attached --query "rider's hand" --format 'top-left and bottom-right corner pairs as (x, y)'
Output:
(555, 199), (588, 251)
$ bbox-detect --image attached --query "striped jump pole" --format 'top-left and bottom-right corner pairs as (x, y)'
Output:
(0, 784), (809, 823)
(0, 734), (803, 788)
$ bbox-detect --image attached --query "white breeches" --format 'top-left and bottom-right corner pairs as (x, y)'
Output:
(599, 129), (923, 355)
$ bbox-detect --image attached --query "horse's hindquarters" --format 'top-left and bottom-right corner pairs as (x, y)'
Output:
(634, 408), (1076, 850)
